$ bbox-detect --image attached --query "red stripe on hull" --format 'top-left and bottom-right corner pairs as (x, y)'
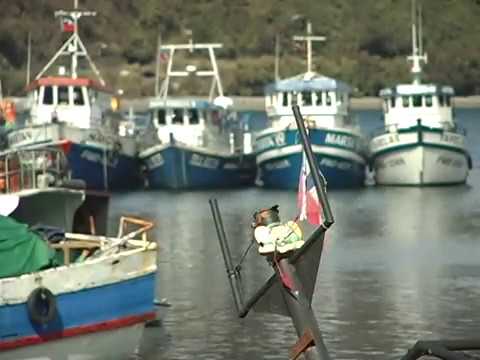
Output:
(0, 312), (155, 351)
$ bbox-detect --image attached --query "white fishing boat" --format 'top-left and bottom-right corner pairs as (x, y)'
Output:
(6, 1), (140, 191)
(254, 21), (367, 189)
(0, 146), (157, 359)
(138, 42), (255, 189)
(369, 0), (471, 185)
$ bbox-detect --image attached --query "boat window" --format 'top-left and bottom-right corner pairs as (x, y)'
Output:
(390, 96), (396, 107)
(445, 95), (451, 106)
(337, 92), (343, 104)
(73, 86), (85, 105)
(326, 92), (332, 106)
(156, 109), (166, 125)
(291, 92), (298, 106)
(188, 109), (199, 124)
(58, 86), (69, 105)
(172, 108), (184, 124)
(425, 95), (433, 107)
(315, 91), (323, 105)
(301, 91), (312, 106)
(412, 95), (422, 107)
(43, 86), (54, 105)
(402, 96), (410, 107)
(282, 92), (288, 106)
(438, 94), (444, 106)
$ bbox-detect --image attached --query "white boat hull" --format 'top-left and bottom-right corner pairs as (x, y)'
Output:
(0, 324), (144, 360)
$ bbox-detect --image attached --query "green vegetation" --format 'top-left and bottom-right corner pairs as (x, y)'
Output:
(1, 0), (479, 97)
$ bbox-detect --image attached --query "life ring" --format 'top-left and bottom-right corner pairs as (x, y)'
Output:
(27, 287), (57, 325)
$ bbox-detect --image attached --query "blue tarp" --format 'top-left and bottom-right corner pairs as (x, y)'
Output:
(265, 72), (351, 94)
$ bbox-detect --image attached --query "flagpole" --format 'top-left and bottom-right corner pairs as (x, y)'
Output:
(292, 105), (334, 228)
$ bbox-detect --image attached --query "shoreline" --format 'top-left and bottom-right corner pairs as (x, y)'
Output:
(121, 95), (480, 112)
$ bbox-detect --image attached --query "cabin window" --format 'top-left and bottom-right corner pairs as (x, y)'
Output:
(43, 86), (54, 105)
(445, 95), (451, 107)
(172, 108), (184, 124)
(315, 92), (323, 105)
(438, 94), (444, 106)
(326, 92), (332, 106)
(412, 95), (422, 107)
(425, 95), (433, 107)
(188, 109), (199, 125)
(301, 91), (312, 106)
(282, 92), (288, 106)
(73, 86), (85, 105)
(402, 96), (410, 107)
(156, 109), (166, 125)
(58, 86), (69, 105)
(390, 96), (396, 107)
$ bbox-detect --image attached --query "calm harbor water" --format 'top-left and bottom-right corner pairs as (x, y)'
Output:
(108, 108), (480, 360)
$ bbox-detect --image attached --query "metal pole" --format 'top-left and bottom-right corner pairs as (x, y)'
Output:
(26, 32), (32, 85)
(154, 32), (162, 96)
(292, 105), (334, 227)
(276, 259), (331, 360)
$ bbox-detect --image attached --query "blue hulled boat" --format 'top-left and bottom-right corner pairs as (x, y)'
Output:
(139, 42), (255, 190)
(6, 5), (140, 191)
(254, 22), (367, 189)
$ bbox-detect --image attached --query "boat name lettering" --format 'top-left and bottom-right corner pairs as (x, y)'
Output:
(377, 157), (405, 169)
(436, 156), (463, 168)
(255, 132), (286, 152)
(324, 133), (355, 149)
(371, 134), (398, 149)
(441, 133), (463, 146)
(190, 153), (220, 169)
(80, 150), (118, 168)
(319, 158), (352, 170)
(146, 153), (164, 169)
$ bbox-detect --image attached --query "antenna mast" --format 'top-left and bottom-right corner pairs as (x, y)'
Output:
(293, 21), (326, 75)
(407, 0), (427, 84)
(35, 0), (105, 85)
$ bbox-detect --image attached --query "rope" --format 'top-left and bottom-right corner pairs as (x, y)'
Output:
(234, 238), (255, 273)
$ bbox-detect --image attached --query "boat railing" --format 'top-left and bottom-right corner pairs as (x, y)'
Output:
(0, 146), (71, 194)
(370, 120), (466, 138)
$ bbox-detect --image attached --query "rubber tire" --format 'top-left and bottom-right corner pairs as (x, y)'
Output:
(27, 287), (57, 325)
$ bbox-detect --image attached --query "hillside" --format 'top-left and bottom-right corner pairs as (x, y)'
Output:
(0, 0), (479, 98)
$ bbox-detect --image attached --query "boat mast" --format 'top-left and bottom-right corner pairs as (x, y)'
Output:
(34, 0), (105, 85)
(158, 42), (224, 102)
(293, 21), (326, 76)
(407, 0), (427, 84)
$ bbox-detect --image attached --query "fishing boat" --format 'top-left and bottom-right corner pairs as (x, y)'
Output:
(138, 42), (256, 189)
(369, 0), (471, 185)
(0, 147), (157, 359)
(6, 2), (140, 191)
(253, 21), (367, 189)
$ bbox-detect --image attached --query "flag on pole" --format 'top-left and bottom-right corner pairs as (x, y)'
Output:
(61, 15), (75, 33)
(297, 153), (322, 225)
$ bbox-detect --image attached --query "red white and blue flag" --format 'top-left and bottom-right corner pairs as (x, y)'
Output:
(297, 153), (322, 225)
(61, 15), (75, 33)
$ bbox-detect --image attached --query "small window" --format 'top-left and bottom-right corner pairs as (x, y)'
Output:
(438, 94), (444, 106)
(412, 95), (422, 107)
(425, 95), (432, 107)
(43, 86), (53, 105)
(390, 97), (396, 107)
(73, 87), (85, 105)
(302, 91), (312, 106)
(337, 92), (343, 104)
(315, 91), (323, 105)
(58, 86), (69, 105)
(156, 109), (166, 125)
(291, 92), (298, 106)
(326, 92), (332, 106)
(188, 109), (199, 124)
(402, 96), (410, 107)
(282, 92), (288, 106)
(172, 109), (183, 124)
(445, 95), (451, 107)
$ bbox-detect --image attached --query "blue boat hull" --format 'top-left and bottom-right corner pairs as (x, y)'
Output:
(141, 144), (256, 189)
(67, 142), (141, 191)
(255, 128), (367, 189)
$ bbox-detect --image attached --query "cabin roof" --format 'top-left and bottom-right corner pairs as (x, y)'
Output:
(265, 71), (351, 94)
(25, 76), (112, 93)
(379, 84), (455, 97)
(149, 97), (220, 110)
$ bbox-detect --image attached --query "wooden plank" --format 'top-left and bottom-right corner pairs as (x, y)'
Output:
(289, 329), (315, 360)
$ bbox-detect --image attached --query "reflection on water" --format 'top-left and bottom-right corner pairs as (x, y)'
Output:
(106, 109), (480, 359)
(108, 171), (480, 360)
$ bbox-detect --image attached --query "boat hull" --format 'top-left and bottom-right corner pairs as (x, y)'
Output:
(140, 143), (256, 189)
(370, 127), (470, 186)
(254, 127), (367, 189)
(0, 246), (157, 359)
(7, 124), (141, 191)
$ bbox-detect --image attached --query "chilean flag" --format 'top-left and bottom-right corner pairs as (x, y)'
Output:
(61, 15), (75, 33)
(297, 153), (322, 225)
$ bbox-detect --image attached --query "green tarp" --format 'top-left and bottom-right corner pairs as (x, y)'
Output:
(0, 215), (59, 279)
